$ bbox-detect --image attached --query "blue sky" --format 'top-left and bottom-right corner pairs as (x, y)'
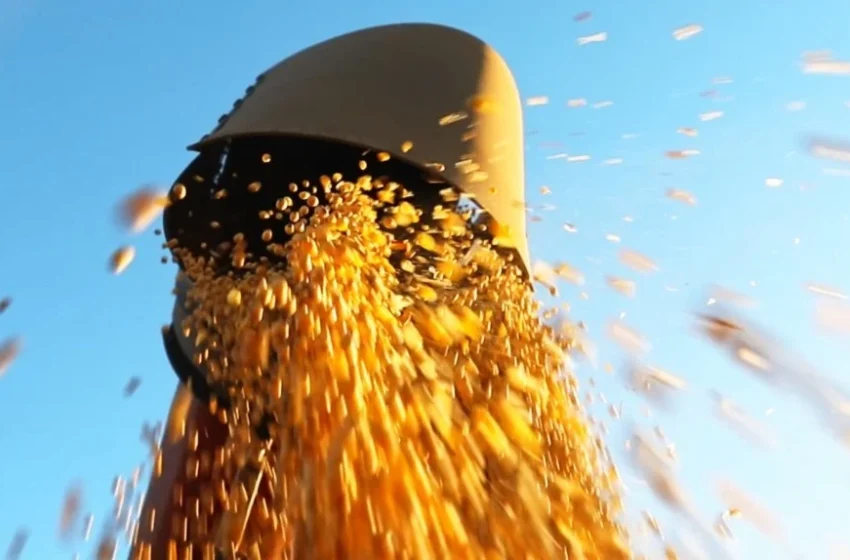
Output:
(2, 0), (850, 558)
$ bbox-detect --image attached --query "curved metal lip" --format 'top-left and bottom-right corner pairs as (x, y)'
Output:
(163, 324), (229, 408)
(188, 131), (446, 181)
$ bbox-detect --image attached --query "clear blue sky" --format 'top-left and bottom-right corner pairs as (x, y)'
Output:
(2, 0), (850, 558)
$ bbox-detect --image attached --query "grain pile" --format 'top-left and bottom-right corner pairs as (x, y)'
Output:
(156, 162), (629, 559)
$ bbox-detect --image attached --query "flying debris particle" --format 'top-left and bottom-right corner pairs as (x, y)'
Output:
(708, 285), (757, 308)
(117, 187), (169, 234)
(532, 261), (559, 296)
(619, 249), (659, 273)
(539, 185), (551, 195)
(715, 479), (783, 538)
(801, 51), (850, 75)
(606, 233), (621, 243)
(672, 24), (703, 41)
(574, 11), (592, 22)
(696, 312), (745, 342)
(95, 536), (117, 560)
(628, 364), (687, 407)
(438, 111), (468, 126)
(109, 246), (135, 275)
(630, 432), (691, 513)
(112, 475), (126, 519)
(816, 299), (850, 334)
(806, 283), (848, 300)
(83, 514), (94, 541)
(132, 466), (143, 489)
(714, 515), (735, 540)
(697, 311), (797, 384)
(531, 260), (557, 284)
(567, 155), (591, 162)
(123, 377), (142, 397)
(526, 96), (549, 106)
(644, 511), (663, 538)
(554, 263), (585, 286)
(712, 393), (779, 448)
(559, 323), (597, 366)
(607, 277), (636, 298)
(170, 182), (187, 201)
(700, 111), (724, 122)
(604, 158), (624, 165)
(0, 297), (10, 314)
(807, 136), (850, 163)
(401, 140), (414, 153)
(666, 189), (698, 206)
(765, 177), (783, 188)
(577, 32), (607, 46)
(140, 422), (161, 457)
(664, 440), (679, 464)
(546, 153), (568, 160)
(5, 529), (28, 560)
(593, 100), (614, 109)
(609, 322), (651, 354)
(59, 485), (83, 540)
(677, 127), (698, 137)
(0, 338), (21, 379)
(737, 346), (770, 371)
(666, 149), (700, 159)
(468, 95), (499, 115)
(804, 51), (838, 63)
(786, 100), (806, 111)
(567, 98), (587, 108)
(563, 223), (578, 233)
